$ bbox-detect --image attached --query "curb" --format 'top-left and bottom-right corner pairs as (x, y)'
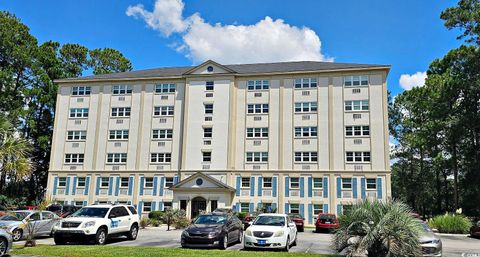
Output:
(435, 232), (470, 237)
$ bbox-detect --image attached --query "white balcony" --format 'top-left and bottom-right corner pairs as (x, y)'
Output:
(262, 189), (272, 197)
(163, 189), (173, 197)
(240, 189), (250, 196)
(313, 190), (323, 197)
(289, 190), (300, 197)
(76, 188), (84, 195)
(342, 191), (352, 198)
(119, 188), (129, 195)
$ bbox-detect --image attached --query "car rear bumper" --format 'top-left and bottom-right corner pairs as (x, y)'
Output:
(243, 235), (286, 249)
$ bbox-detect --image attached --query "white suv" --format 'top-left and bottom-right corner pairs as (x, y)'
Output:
(52, 204), (139, 245)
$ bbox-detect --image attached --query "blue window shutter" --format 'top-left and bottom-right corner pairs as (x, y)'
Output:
(83, 201), (88, 206)
(377, 177), (383, 199)
(271, 203), (277, 213)
(323, 204), (329, 213)
(128, 176), (133, 196)
(84, 177), (90, 195)
(53, 177), (58, 195)
(337, 204), (342, 215)
(300, 177), (305, 197)
(235, 176), (241, 196)
(323, 176), (328, 198)
(115, 177), (120, 196)
(336, 177), (342, 198)
(272, 177), (277, 197)
(159, 202), (164, 211)
(173, 176), (178, 185)
(308, 204), (313, 224)
(285, 203), (289, 214)
(308, 177), (313, 197)
(72, 177), (77, 195)
(285, 177), (290, 197)
(361, 178), (366, 199)
(159, 177), (165, 196)
(139, 176), (145, 196)
(257, 177), (263, 196)
(152, 177), (158, 196)
(235, 203), (240, 212)
(138, 201), (143, 216)
(250, 176), (255, 196)
(95, 177), (101, 195)
(151, 201), (156, 211)
(300, 204), (305, 219)
(353, 177), (358, 199)
(65, 177), (71, 195)
(257, 202), (263, 210)
(108, 177), (114, 195)
(249, 203), (254, 212)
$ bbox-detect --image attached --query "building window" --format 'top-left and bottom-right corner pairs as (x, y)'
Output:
(143, 202), (152, 212)
(246, 152), (268, 162)
(65, 154), (84, 164)
(204, 104), (213, 114)
(58, 177), (67, 187)
(163, 202), (172, 209)
(120, 177), (129, 188)
(202, 151), (212, 162)
(344, 100), (369, 111)
(77, 177), (86, 187)
(246, 128), (268, 138)
(346, 151), (371, 163)
(241, 177), (250, 188)
(313, 178), (323, 189)
(247, 80), (269, 90)
(106, 153), (127, 163)
(165, 177), (174, 187)
(294, 127), (317, 137)
(366, 178), (377, 190)
(152, 129), (173, 139)
(294, 78), (317, 88)
(290, 204), (300, 214)
(341, 178), (352, 190)
(240, 203), (250, 213)
(344, 75), (369, 87)
(150, 153), (171, 163)
(313, 204), (323, 215)
(144, 177), (154, 188)
(205, 81), (214, 91)
(72, 86), (91, 96)
(263, 177), (272, 188)
(294, 102), (317, 113)
(69, 108), (89, 118)
(247, 104), (269, 114)
(111, 107), (131, 117)
(294, 152), (318, 162)
(101, 177), (109, 188)
(154, 106), (174, 116)
(290, 177), (300, 189)
(112, 85), (132, 95)
(67, 131), (87, 141)
(109, 130), (129, 140)
(155, 84), (176, 93)
(345, 126), (370, 137)
(203, 127), (212, 138)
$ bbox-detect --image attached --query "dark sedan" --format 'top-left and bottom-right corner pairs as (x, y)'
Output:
(470, 221), (480, 238)
(181, 213), (243, 249)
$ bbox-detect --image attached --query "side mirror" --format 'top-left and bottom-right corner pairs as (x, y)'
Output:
(289, 222), (296, 228)
(248, 221), (253, 225)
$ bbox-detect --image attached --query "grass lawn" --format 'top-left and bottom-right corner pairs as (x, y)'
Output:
(13, 245), (338, 257)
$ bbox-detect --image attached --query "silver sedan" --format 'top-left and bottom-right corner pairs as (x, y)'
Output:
(0, 211), (60, 241)
(0, 229), (12, 256)
(419, 222), (442, 257)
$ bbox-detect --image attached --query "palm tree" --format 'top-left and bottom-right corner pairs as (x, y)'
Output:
(333, 200), (422, 257)
(0, 116), (32, 192)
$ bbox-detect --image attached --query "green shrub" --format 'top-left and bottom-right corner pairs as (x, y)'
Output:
(148, 210), (164, 221)
(150, 219), (161, 227)
(428, 213), (472, 234)
(174, 216), (191, 229)
(236, 212), (247, 220)
(140, 217), (150, 229)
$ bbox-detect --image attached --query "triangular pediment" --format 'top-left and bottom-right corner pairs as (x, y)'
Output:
(183, 60), (237, 75)
(170, 172), (236, 192)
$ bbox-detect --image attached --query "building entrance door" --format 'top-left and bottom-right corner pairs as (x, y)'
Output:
(191, 197), (207, 219)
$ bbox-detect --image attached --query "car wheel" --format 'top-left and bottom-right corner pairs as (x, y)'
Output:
(237, 230), (243, 243)
(299, 227), (304, 232)
(219, 235), (228, 250)
(284, 236), (290, 252)
(54, 234), (66, 245)
(95, 228), (108, 245)
(0, 237), (7, 256)
(12, 229), (22, 241)
(127, 224), (138, 240)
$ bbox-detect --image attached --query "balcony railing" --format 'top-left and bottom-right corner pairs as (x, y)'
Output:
(262, 189), (272, 197)
(342, 190), (352, 198)
(313, 189), (323, 197)
(289, 189), (300, 197)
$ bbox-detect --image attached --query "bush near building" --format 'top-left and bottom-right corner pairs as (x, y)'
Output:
(428, 213), (472, 234)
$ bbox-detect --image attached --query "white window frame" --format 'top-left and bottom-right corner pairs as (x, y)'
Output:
(263, 177), (272, 188)
(154, 106), (174, 116)
(152, 129), (173, 139)
(289, 203), (300, 214)
(344, 75), (369, 87)
(69, 108), (89, 118)
(246, 128), (268, 138)
(341, 178), (352, 190)
(155, 83), (176, 93)
(294, 78), (317, 88)
(204, 104), (214, 114)
(100, 177), (109, 188)
(106, 153), (127, 164)
(112, 85), (132, 95)
(77, 177), (86, 187)
(203, 127), (213, 138)
(241, 177), (250, 188)
(67, 131), (87, 141)
(109, 130), (129, 140)
(64, 154), (84, 164)
(246, 152), (268, 162)
(58, 177), (67, 187)
(294, 102), (317, 113)
(72, 86), (91, 96)
(165, 177), (174, 188)
(205, 81), (214, 91)
(346, 151), (371, 163)
(120, 177), (129, 188)
(247, 80), (269, 90)
(313, 178), (323, 189)
(294, 152), (318, 162)
(344, 100), (369, 111)
(366, 178), (377, 190)
(290, 177), (300, 189)
(247, 104), (269, 114)
(144, 177), (154, 188)
(143, 202), (152, 212)
(150, 153), (171, 163)
(240, 203), (250, 213)
(294, 127), (317, 137)
(111, 107), (131, 117)
(202, 151), (212, 162)
(345, 126), (370, 137)
(313, 204), (323, 215)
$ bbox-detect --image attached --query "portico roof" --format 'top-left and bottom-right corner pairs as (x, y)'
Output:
(169, 172), (236, 192)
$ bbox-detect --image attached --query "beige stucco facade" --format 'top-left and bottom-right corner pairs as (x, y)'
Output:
(46, 60), (391, 224)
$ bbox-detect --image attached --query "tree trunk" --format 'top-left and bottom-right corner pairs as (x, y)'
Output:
(452, 141), (459, 210)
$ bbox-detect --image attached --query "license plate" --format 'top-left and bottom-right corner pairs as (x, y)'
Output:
(257, 240), (266, 245)
(325, 221), (331, 224)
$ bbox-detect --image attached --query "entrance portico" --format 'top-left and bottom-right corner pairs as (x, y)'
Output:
(170, 172), (236, 219)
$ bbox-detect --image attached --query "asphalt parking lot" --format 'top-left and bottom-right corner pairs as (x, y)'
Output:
(13, 226), (480, 256)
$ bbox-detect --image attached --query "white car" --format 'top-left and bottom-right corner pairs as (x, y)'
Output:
(52, 204), (139, 245)
(243, 213), (297, 251)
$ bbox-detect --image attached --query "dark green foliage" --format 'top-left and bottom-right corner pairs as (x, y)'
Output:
(428, 213), (472, 234)
(148, 210), (165, 221)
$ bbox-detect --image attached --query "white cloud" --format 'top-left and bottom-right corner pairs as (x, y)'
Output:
(399, 71), (427, 90)
(126, 0), (331, 64)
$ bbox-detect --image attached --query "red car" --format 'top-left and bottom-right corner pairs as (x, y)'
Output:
(288, 213), (305, 232)
(315, 213), (339, 233)
(243, 212), (259, 229)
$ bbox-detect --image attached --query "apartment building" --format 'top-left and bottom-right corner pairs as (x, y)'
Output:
(46, 60), (391, 224)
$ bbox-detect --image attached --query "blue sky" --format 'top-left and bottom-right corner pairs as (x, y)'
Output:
(1, 0), (463, 96)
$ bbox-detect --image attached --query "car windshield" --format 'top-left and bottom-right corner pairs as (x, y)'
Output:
(71, 207), (109, 218)
(253, 216), (285, 226)
(194, 215), (227, 225)
(288, 214), (302, 219)
(419, 222), (432, 232)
